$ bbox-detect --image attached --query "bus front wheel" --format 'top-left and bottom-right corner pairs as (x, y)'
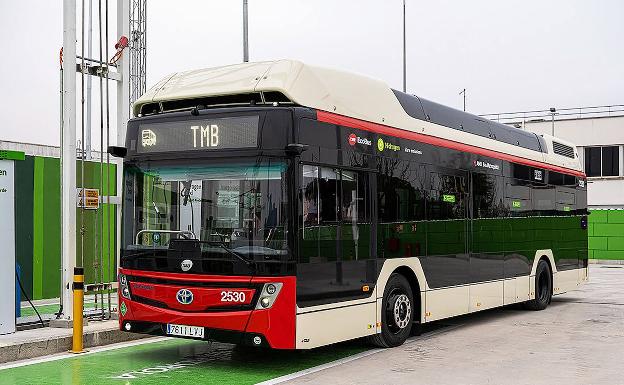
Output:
(524, 259), (552, 311)
(369, 273), (414, 348)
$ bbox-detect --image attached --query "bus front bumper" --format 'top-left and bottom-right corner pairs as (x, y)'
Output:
(117, 270), (296, 349)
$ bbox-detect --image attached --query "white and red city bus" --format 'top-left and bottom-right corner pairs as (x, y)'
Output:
(117, 60), (588, 349)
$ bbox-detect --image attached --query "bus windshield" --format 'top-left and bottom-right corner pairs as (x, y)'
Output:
(123, 158), (288, 259)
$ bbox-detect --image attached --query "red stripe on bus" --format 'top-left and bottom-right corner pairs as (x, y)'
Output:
(316, 110), (586, 178)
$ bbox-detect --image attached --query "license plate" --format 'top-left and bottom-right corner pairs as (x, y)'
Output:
(166, 324), (205, 339)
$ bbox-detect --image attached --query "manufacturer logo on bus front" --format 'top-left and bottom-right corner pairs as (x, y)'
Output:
(181, 259), (193, 272)
(176, 289), (194, 305)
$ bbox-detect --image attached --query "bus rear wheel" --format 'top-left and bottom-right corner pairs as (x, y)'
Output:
(369, 273), (414, 348)
(524, 259), (552, 311)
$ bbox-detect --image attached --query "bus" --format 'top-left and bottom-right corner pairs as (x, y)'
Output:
(116, 60), (588, 349)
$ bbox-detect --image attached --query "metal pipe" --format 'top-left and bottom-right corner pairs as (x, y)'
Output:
(116, 0), (130, 273)
(85, 0), (93, 159)
(402, 0), (406, 93)
(61, 0), (78, 321)
(98, 0), (105, 319)
(80, 0), (86, 270)
(104, 0), (111, 319)
(76, 55), (117, 66)
(459, 88), (466, 111)
(243, 0), (249, 62)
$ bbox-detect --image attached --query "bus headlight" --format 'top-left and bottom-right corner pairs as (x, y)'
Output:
(119, 273), (131, 300)
(255, 282), (283, 310)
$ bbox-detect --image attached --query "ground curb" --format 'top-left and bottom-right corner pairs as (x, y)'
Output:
(589, 259), (624, 265)
(0, 327), (150, 364)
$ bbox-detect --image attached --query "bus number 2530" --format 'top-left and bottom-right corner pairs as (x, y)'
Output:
(221, 291), (246, 302)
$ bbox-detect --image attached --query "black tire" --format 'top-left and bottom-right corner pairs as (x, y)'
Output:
(368, 273), (414, 348)
(524, 259), (552, 311)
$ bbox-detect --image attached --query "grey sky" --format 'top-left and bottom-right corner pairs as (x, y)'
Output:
(1, 0), (622, 147)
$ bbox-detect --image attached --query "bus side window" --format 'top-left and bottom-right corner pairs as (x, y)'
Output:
(531, 182), (554, 216)
(472, 173), (505, 218)
(506, 178), (532, 217)
(300, 165), (371, 263)
(377, 160), (426, 258)
(427, 172), (466, 221)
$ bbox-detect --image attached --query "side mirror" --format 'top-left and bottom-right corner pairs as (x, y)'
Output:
(285, 143), (309, 156)
(108, 146), (127, 158)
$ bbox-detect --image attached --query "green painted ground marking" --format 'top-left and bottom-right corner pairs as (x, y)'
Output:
(0, 338), (367, 385)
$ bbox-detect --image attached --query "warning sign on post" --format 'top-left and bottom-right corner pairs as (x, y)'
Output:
(77, 188), (100, 209)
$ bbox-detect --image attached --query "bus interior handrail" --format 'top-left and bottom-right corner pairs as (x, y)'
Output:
(135, 229), (197, 244)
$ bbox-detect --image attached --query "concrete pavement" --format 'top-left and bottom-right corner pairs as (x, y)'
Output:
(285, 265), (624, 385)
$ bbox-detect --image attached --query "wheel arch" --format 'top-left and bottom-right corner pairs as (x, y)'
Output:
(531, 249), (557, 276)
(375, 259), (428, 324)
(392, 266), (422, 323)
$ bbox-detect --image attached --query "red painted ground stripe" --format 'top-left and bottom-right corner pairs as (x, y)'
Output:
(316, 110), (586, 178)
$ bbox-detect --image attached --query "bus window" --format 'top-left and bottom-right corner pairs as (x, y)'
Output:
(506, 178), (533, 217)
(300, 166), (371, 263)
(377, 160), (426, 258)
(424, 171), (469, 288)
(302, 165), (319, 226)
(339, 170), (370, 261)
(472, 173), (506, 218)
(533, 185), (555, 215)
(298, 165), (372, 307)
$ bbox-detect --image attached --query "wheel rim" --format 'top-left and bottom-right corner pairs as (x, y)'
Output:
(537, 270), (550, 303)
(386, 289), (411, 334)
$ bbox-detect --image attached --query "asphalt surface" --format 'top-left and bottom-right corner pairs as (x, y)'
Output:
(285, 265), (624, 385)
(1, 266), (619, 385)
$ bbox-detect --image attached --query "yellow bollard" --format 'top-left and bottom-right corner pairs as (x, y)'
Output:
(72, 267), (85, 354)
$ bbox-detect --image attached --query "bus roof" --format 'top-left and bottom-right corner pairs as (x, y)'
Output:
(133, 60), (583, 174)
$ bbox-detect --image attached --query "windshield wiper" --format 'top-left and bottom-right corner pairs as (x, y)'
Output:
(206, 241), (256, 271)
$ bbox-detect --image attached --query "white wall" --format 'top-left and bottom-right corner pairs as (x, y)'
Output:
(521, 115), (624, 209)
(520, 116), (624, 147)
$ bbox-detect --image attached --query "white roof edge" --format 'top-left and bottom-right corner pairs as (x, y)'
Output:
(132, 60), (583, 173)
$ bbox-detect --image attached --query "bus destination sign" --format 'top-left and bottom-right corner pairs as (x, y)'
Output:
(136, 115), (259, 153)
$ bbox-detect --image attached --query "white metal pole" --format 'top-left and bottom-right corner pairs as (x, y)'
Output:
(243, 0), (249, 62)
(61, 0), (77, 320)
(402, 0), (406, 93)
(116, 0), (130, 271)
(85, 0), (93, 159)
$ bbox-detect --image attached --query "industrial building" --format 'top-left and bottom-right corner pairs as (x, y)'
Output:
(483, 105), (624, 262)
